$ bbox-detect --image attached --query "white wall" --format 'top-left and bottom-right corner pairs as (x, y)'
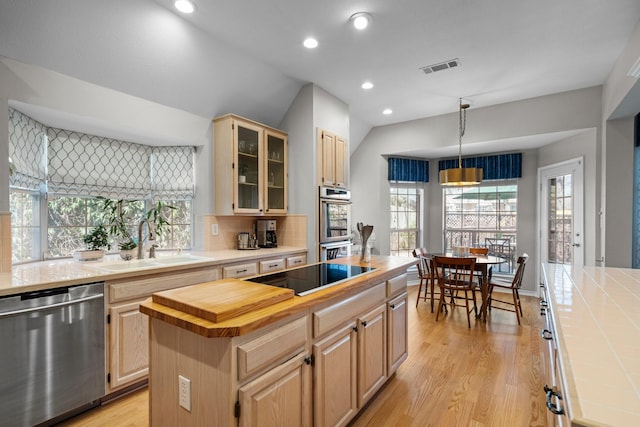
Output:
(538, 129), (599, 266)
(280, 84), (349, 262)
(351, 87), (603, 293)
(0, 57), (213, 248)
(604, 118), (635, 267)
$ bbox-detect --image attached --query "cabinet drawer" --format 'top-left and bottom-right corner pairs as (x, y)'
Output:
(386, 274), (407, 297)
(108, 268), (219, 303)
(237, 316), (308, 382)
(313, 283), (385, 338)
(223, 262), (258, 278)
(259, 258), (285, 274)
(286, 255), (306, 268)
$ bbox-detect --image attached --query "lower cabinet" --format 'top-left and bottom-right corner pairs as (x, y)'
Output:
(357, 304), (387, 406)
(387, 292), (408, 374)
(313, 323), (358, 427)
(238, 353), (312, 427)
(109, 299), (149, 389)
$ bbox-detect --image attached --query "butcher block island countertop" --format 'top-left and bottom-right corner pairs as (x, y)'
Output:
(140, 255), (417, 337)
(541, 263), (640, 427)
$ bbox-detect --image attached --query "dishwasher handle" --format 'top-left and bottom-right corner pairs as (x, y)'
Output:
(0, 293), (104, 318)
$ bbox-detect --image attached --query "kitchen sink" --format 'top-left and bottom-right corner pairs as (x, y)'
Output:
(87, 255), (213, 272)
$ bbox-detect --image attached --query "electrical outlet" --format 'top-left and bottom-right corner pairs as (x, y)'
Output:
(211, 223), (219, 236)
(179, 375), (191, 411)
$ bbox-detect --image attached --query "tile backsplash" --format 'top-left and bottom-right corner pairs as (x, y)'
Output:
(203, 215), (307, 251)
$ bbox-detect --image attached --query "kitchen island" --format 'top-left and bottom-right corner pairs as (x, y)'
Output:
(540, 263), (640, 427)
(140, 255), (416, 427)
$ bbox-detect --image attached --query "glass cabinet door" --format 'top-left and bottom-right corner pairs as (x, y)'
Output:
(236, 122), (262, 212)
(265, 130), (287, 213)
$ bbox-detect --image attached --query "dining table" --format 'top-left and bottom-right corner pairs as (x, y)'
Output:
(425, 253), (506, 321)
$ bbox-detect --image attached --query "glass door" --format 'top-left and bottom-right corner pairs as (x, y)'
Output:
(539, 158), (584, 267)
(264, 130), (287, 213)
(235, 122), (262, 212)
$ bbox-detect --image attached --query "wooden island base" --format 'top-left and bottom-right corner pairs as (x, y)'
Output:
(140, 255), (416, 427)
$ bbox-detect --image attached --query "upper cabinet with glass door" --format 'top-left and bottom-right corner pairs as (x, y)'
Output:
(213, 114), (287, 215)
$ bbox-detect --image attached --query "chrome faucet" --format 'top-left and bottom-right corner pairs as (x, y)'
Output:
(137, 218), (156, 259)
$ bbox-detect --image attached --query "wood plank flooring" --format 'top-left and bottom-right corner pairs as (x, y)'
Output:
(58, 285), (548, 427)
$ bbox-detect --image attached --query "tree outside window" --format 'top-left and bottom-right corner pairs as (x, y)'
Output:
(390, 186), (421, 257)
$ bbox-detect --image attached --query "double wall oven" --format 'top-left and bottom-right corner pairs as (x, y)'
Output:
(319, 186), (352, 260)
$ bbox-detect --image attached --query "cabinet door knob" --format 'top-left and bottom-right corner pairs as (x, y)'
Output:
(390, 304), (396, 309)
(541, 329), (553, 340)
(361, 320), (367, 327)
(544, 385), (565, 415)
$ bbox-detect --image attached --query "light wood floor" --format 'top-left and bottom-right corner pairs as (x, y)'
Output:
(59, 285), (548, 427)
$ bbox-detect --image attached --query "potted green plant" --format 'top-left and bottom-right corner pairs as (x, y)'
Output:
(74, 224), (110, 261)
(99, 198), (138, 260)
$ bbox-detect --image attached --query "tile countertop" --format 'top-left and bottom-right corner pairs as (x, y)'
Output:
(541, 263), (640, 427)
(0, 247), (306, 297)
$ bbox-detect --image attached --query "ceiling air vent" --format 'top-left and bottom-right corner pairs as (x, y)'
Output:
(420, 58), (460, 75)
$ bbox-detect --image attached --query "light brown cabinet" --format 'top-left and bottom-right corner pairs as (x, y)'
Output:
(317, 129), (348, 188)
(106, 267), (219, 393)
(313, 323), (358, 427)
(357, 304), (387, 406)
(214, 114), (287, 215)
(109, 299), (149, 389)
(387, 292), (408, 374)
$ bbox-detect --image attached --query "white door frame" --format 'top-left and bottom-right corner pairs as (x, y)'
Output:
(537, 157), (585, 283)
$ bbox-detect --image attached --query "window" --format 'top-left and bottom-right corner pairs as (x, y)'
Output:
(10, 190), (41, 263)
(390, 185), (422, 257)
(443, 184), (517, 274)
(9, 107), (195, 262)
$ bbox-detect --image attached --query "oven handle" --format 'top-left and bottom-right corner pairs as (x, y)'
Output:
(320, 198), (352, 205)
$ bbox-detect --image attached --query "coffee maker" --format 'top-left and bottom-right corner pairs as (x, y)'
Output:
(256, 219), (277, 248)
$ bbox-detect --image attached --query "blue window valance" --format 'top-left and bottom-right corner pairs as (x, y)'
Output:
(388, 157), (429, 182)
(438, 153), (522, 180)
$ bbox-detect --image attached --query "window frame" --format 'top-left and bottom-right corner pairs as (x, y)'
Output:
(389, 183), (423, 257)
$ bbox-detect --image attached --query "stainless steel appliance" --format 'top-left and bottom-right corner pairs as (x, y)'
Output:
(320, 240), (352, 261)
(0, 282), (105, 426)
(257, 219), (277, 248)
(319, 186), (351, 243)
(247, 262), (375, 296)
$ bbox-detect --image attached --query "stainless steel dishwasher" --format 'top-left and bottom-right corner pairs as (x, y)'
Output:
(0, 282), (105, 426)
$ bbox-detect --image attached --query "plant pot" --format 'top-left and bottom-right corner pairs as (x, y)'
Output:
(73, 249), (104, 262)
(119, 249), (136, 261)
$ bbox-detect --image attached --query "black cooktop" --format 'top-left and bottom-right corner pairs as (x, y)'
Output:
(248, 263), (375, 296)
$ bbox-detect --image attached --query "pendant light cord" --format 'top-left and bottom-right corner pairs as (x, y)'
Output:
(458, 98), (467, 168)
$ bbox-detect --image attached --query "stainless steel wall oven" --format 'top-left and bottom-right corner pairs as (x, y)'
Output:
(319, 186), (351, 243)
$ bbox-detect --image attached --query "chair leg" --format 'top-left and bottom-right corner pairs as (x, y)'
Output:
(415, 279), (424, 307)
(464, 290), (471, 328)
(435, 293), (445, 322)
(515, 289), (523, 316)
(512, 289), (521, 325)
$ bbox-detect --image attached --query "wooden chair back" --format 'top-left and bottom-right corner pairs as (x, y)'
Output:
(511, 253), (528, 289)
(432, 256), (476, 290)
(469, 247), (489, 256)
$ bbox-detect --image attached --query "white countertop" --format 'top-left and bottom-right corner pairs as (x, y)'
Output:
(0, 247), (306, 297)
(542, 263), (640, 427)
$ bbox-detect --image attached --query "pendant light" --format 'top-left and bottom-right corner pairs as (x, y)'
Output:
(439, 98), (482, 186)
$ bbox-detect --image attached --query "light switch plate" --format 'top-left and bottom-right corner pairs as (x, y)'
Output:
(211, 223), (219, 235)
(179, 375), (191, 411)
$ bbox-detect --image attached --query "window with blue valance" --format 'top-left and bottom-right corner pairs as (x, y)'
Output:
(438, 152), (522, 180)
(388, 157), (429, 182)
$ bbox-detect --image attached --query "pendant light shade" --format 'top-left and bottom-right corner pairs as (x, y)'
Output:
(440, 99), (482, 186)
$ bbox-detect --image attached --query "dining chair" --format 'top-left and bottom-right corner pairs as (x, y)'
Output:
(487, 253), (528, 325)
(468, 247), (489, 287)
(432, 256), (477, 328)
(413, 248), (439, 312)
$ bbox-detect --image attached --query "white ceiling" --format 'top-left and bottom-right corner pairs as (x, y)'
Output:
(1, 0), (639, 154)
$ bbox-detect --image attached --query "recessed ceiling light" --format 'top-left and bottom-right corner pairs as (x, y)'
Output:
(174, 0), (196, 14)
(383, 108), (392, 115)
(361, 81), (374, 90)
(350, 12), (372, 30)
(303, 38), (318, 49)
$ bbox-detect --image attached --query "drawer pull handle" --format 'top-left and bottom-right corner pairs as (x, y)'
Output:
(540, 308), (546, 316)
(294, 260), (301, 264)
(540, 299), (548, 307)
(541, 329), (553, 340)
(269, 264), (278, 268)
(544, 385), (565, 415)
(237, 269), (247, 274)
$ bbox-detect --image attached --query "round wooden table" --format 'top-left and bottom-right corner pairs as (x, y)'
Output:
(425, 253), (506, 321)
